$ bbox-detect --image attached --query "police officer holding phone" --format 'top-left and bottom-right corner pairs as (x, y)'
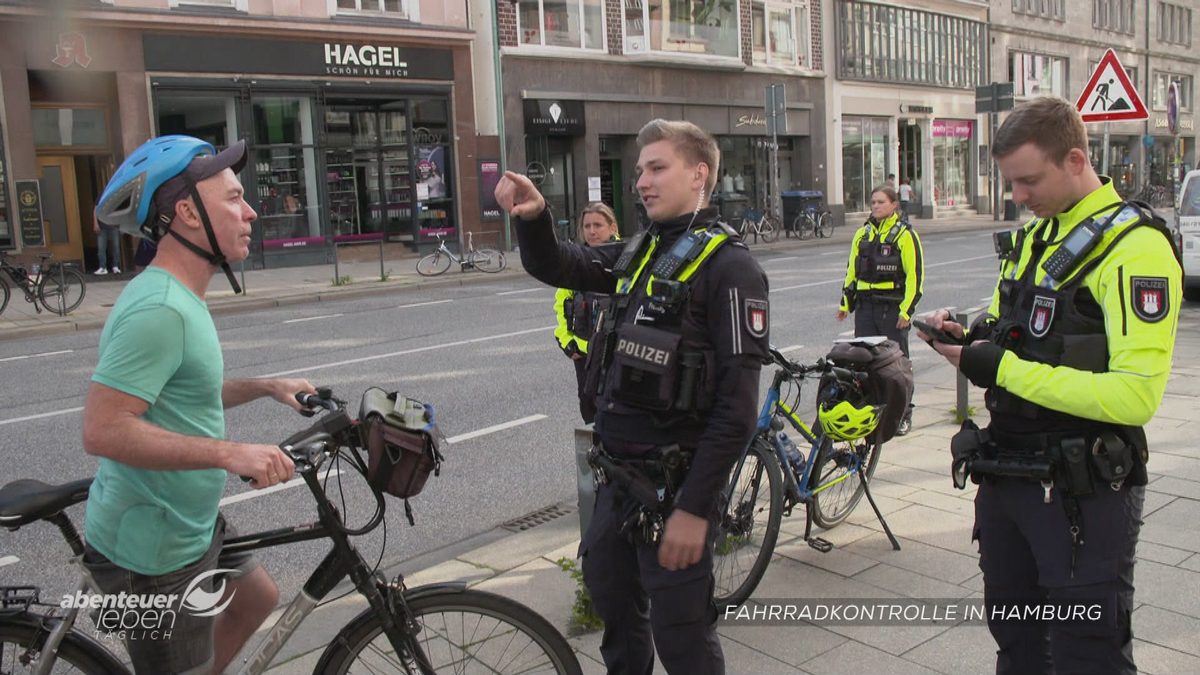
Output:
(920, 97), (1181, 675)
(496, 119), (769, 675)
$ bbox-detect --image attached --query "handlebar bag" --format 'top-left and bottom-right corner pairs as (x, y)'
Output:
(359, 388), (444, 502)
(823, 339), (913, 444)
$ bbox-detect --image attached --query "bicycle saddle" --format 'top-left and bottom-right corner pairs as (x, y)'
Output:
(0, 479), (92, 529)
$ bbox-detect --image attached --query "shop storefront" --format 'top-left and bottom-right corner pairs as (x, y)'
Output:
(0, 127), (11, 249)
(841, 116), (890, 213)
(1088, 135), (1139, 198)
(144, 35), (460, 267)
(931, 119), (973, 208)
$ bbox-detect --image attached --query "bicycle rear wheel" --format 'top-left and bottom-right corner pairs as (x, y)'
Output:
(472, 248), (506, 273)
(38, 266), (86, 316)
(317, 588), (582, 675)
(712, 437), (783, 609)
(0, 617), (130, 674)
(817, 212), (835, 238)
(794, 214), (814, 240)
(808, 436), (881, 529)
(759, 216), (781, 244)
(0, 276), (10, 316)
(416, 252), (452, 277)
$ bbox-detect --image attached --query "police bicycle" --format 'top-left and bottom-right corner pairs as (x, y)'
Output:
(0, 251), (87, 317)
(712, 347), (900, 609)
(415, 231), (507, 277)
(0, 388), (581, 675)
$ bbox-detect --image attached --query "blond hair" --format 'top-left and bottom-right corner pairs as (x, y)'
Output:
(636, 119), (721, 196)
(579, 202), (618, 230)
(992, 96), (1088, 165)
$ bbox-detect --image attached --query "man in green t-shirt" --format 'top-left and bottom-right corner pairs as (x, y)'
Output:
(86, 136), (316, 675)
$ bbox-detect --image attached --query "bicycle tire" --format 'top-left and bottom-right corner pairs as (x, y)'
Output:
(0, 276), (10, 316)
(416, 252), (452, 277)
(794, 214), (814, 240)
(817, 211), (835, 238)
(808, 436), (881, 529)
(38, 266), (86, 316)
(712, 437), (783, 610)
(0, 616), (130, 675)
(316, 588), (582, 675)
(473, 248), (506, 273)
(759, 216), (781, 244)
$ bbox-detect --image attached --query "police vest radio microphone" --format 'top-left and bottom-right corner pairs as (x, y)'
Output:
(611, 228), (655, 278)
(650, 230), (709, 280)
(1041, 208), (1122, 282)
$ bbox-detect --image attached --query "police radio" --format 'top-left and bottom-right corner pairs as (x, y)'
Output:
(612, 229), (653, 278)
(650, 231), (708, 280)
(993, 231), (1016, 261)
(1041, 218), (1105, 282)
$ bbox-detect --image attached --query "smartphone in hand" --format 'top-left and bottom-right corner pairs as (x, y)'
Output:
(912, 318), (962, 345)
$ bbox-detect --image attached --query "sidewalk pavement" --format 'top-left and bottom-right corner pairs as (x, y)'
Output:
(257, 305), (1200, 675)
(0, 213), (1009, 342)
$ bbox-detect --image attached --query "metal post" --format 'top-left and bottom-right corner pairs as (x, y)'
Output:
(956, 311), (971, 421)
(58, 263), (66, 314)
(379, 238), (385, 280)
(1102, 121), (1111, 176)
(992, 112), (1001, 221)
(771, 123), (780, 219)
(333, 243), (340, 285)
(239, 260), (246, 294)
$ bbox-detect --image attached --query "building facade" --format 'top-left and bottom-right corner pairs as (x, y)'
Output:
(990, 0), (1199, 200)
(491, 0), (829, 236)
(823, 0), (990, 225)
(0, 0), (481, 270)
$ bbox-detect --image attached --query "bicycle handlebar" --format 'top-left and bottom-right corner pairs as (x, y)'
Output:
(767, 346), (867, 384)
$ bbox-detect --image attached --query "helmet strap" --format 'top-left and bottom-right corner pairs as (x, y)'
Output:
(166, 182), (244, 294)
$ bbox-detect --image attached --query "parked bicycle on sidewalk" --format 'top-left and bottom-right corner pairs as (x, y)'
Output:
(0, 251), (87, 317)
(0, 387), (581, 675)
(734, 206), (781, 244)
(416, 231), (506, 276)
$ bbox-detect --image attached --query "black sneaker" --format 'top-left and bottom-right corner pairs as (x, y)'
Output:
(896, 415), (912, 436)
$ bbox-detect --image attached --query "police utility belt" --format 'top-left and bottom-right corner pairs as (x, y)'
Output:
(587, 444), (694, 546)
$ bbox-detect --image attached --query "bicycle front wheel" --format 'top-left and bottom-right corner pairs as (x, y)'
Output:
(794, 214), (814, 240)
(416, 252), (452, 277)
(0, 276), (10, 316)
(0, 617), (130, 675)
(809, 436), (881, 529)
(38, 266), (86, 316)
(317, 588), (582, 675)
(712, 437), (783, 609)
(817, 211), (835, 238)
(759, 216), (781, 243)
(472, 248), (506, 273)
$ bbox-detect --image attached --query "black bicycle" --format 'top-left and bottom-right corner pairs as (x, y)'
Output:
(0, 388), (581, 675)
(0, 251), (87, 317)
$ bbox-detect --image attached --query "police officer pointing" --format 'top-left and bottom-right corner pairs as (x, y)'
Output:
(921, 97), (1181, 674)
(496, 119), (769, 675)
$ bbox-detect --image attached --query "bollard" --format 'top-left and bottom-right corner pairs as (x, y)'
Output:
(575, 424), (597, 540)
(378, 239), (385, 280)
(956, 311), (970, 421)
(333, 242), (341, 285)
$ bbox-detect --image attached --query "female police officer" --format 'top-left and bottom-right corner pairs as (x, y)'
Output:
(553, 202), (620, 424)
(496, 119), (769, 675)
(921, 96), (1181, 675)
(837, 185), (924, 434)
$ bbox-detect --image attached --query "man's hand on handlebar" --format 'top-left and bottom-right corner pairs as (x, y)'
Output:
(263, 378), (318, 412)
(229, 443), (295, 489)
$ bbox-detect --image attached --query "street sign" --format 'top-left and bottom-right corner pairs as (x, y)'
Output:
(1077, 49), (1147, 123)
(16, 180), (45, 248)
(765, 83), (786, 136)
(526, 161), (547, 187)
(975, 82), (1014, 114)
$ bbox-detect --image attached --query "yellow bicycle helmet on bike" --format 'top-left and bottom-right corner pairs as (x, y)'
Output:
(817, 374), (885, 442)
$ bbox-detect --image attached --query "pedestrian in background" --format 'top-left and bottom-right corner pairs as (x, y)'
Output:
(553, 202), (620, 424)
(93, 203), (122, 275)
(838, 185), (923, 434)
(921, 96), (1181, 675)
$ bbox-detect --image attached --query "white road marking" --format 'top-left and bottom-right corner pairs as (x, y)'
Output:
(838, 330), (855, 336)
(0, 349), (73, 363)
(219, 470), (346, 506)
(927, 254), (995, 268)
(282, 314), (343, 325)
(778, 345), (805, 353)
(446, 414), (548, 444)
(772, 279), (841, 293)
(763, 256), (798, 264)
(496, 288), (543, 296)
(943, 235), (968, 241)
(0, 407), (85, 427)
(396, 299), (454, 309)
(0, 556), (19, 568)
(979, 296), (994, 302)
(819, 251), (841, 256)
(261, 326), (556, 378)
(965, 306), (984, 314)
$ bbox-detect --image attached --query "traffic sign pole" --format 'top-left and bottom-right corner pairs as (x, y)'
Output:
(1102, 121), (1111, 176)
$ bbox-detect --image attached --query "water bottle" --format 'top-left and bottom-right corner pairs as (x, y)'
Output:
(778, 432), (805, 473)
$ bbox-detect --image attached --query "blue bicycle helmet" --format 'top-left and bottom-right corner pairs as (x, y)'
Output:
(96, 135), (216, 239)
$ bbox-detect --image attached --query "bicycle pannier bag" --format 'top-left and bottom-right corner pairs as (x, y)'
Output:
(822, 339), (913, 444)
(359, 388), (445, 523)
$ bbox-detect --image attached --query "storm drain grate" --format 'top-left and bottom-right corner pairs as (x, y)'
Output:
(501, 503), (574, 532)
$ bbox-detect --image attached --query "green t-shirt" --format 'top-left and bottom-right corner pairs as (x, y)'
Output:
(84, 267), (227, 576)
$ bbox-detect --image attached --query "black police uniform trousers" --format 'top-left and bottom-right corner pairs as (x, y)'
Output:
(574, 357), (597, 425)
(975, 476), (1144, 675)
(581, 479), (723, 675)
(853, 295), (910, 358)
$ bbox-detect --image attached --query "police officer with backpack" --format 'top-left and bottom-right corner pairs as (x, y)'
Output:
(496, 119), (769, 675)
(837, 185), (924, 434)
(921, 97), (1181, 675)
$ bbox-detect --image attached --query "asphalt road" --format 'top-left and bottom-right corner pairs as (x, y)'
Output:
(0, 229), (1002, 607)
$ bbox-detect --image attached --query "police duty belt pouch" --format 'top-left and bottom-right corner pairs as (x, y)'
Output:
(823, 339), (913, 444)
(359, 387), (445, 506)
(607, 323), (683, 411)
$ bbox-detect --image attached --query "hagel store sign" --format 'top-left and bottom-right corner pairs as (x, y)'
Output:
(143, 35), (454, 80)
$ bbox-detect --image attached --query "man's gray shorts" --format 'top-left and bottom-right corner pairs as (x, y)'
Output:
(82, 513), (258, 675)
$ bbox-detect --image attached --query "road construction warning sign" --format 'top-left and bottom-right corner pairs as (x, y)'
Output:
(1076, 49), (1147, 123)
